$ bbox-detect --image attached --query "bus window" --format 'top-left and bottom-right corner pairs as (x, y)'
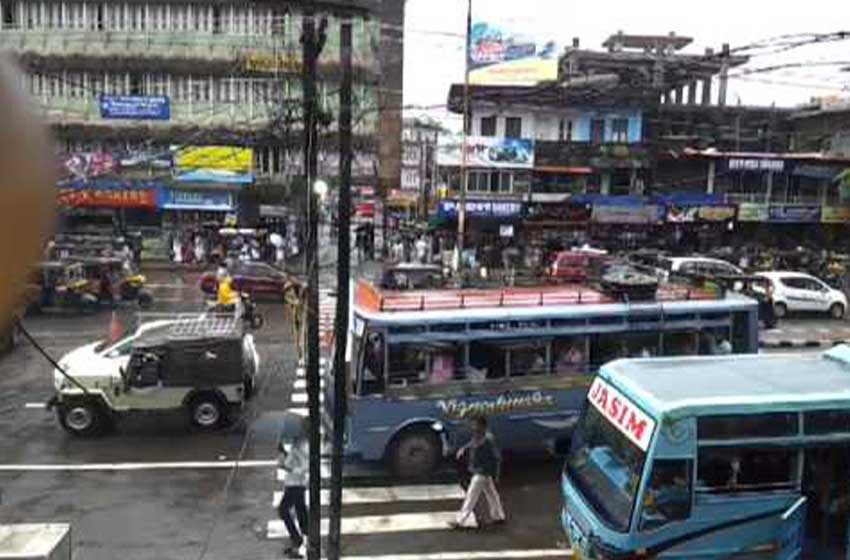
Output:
(427, 342), (466, 384)
(592, 333), (660, 366)
(640, 459), (692, 531)
(731, 311), (752, 352)
(388, 343), (428, 387)
(699, 327), (732, 355)
(698, 413), (798, 440)
(508, 342), (548, 377)
(469, 341), (507, 380)
(553, 336), (588, 377)
(804, 410), (850, 434)
(662, 332), (698, 356)
(697, 447), (798, 493)
(360, 332), (385, 395)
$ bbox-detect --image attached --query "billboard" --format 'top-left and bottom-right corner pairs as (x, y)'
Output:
(100, 95), (170, 120)
(161, 188), (234, 211)
(822, 206), (850, 223)
(437, 200), (524, 219)
(437, 136), (534, 168)
(666, 205), (737, 223)
(468, 21), (558, 85)
(174, 146), (254, 184)
(58, 187), (157, 210)
(768, 204), (821, 223)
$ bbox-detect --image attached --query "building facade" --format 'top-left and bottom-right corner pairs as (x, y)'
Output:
(0, 0), (403, 225)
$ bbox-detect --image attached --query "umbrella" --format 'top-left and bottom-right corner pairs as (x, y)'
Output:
(277, 411), (308, 444)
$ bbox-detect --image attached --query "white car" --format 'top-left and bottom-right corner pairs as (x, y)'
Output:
(657, 257), (743, 281)
(754, 271), (848, 319)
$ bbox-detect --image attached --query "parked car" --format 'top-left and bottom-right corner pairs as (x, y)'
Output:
(754, 271), (848, 319)
(379, 263), (444, 290)
(50, 318), (259, 436)
(548, 250), (609, 283)
(656, 256), (743, 281)
(200, 261), (299, 300)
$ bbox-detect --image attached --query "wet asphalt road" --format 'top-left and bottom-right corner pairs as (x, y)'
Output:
(0, 265), (836, 560)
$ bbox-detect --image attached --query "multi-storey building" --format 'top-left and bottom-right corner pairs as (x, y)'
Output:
(0, 0), (403, 224)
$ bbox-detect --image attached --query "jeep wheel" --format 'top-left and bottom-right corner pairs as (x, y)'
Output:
(58, 401), (107, 437)
(189, 394), (226, 431)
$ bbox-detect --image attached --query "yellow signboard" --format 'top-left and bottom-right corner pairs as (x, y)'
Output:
(175, 146), (253, 174)
(243, 52), (302, 73)
(822, 206), (850, 223)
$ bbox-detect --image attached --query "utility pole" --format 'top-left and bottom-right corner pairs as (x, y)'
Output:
(327, 16), (352, 560)
(301, 11), (326, 560)
(456, 0), (471, 281)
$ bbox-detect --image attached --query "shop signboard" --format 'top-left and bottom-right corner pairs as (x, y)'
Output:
(499, 224), (515, 238)
(667, 205), (737, 223)
(726, 158), (786, 173)
(821, 206), (850, 223)
(768, 204), (821, 223)
(468, 20), (558, 85)
(174, 146), (254, 175)
(58, 187), (157, 210)
(737, 203), (769, 222)
(260, 205), (288, 219)
(591, 205), (663, 225)
(99, 95), (170, 120)
(526, 202), (592, 223)
(437, 200), (524, 219)
(161, 188), (234, 211)
(437, 136), (534, 169)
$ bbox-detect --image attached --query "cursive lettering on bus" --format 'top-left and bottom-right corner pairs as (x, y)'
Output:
(588, 378), (655, 451)
(437, 391), (555, 420)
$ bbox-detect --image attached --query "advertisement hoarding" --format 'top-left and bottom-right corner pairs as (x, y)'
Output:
(99, 95), (170, 120)
(468, 21), (558, 85)
(437, 136), (534, 169)
(174, 146), (253, 174)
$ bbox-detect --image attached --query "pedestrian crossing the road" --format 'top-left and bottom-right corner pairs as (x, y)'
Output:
(270, 360), (572, 560)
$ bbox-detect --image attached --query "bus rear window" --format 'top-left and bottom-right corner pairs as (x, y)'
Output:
(698, 413), (798, 440)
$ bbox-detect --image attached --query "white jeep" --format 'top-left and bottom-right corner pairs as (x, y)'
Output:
(51, 318), (259, 436)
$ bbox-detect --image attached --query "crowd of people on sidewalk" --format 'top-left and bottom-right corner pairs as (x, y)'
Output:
(167, 226), (300, 268)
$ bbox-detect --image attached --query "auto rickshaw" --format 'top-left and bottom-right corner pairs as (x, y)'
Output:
(69, 256), (152, 307)
(27, 261), (99, 314)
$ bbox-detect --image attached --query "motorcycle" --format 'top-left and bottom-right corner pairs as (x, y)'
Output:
(204, 292), (263, 330)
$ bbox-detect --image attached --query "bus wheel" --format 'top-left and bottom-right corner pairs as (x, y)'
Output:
(388, 427), (442, 478)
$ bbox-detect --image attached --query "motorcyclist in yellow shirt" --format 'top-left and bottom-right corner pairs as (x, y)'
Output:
(216, 275), (239, 311)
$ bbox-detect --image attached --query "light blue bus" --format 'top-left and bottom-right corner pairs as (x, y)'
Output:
(562, 347), (850, 559)
(335, 280), (758, 478)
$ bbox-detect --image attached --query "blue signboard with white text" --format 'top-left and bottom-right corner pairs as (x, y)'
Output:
(161, 188), (234, 211)
(100, 95), (170, 120)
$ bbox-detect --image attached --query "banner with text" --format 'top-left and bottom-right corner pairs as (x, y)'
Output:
(437, 136), (534, 169)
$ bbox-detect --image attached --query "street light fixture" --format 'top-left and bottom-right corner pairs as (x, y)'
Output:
(313, 179), (329, 200)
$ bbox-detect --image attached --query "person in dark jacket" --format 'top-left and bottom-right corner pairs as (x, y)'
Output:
(449, 416), (506, 529)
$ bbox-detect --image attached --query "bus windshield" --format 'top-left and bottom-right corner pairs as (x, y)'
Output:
(565, 405), (646, 532)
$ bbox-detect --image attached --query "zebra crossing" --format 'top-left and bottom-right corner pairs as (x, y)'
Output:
(265, 360), (572, 559)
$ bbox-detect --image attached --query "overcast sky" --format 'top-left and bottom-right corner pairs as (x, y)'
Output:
(403, 0), (850, 125)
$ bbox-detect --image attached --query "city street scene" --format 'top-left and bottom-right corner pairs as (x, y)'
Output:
(2, 0), (850, 559)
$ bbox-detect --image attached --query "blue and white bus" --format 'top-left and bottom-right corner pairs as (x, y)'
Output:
(335, 280), (758, 478)
(562, 347), (850, 559)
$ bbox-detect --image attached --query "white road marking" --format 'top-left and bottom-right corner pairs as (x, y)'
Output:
(0, 460), (276, 472)
(267, 511), (458, 538)
(24, 402), (46, 409)
(293, 378), (327, 390)
(273, 484), (463, 507)
(287, 407), (308, 417)
(291, 391), (324, 405)
(342, 551), (572, 560)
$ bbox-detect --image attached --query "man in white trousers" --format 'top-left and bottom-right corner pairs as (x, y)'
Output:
(449, 416), (506, 529)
